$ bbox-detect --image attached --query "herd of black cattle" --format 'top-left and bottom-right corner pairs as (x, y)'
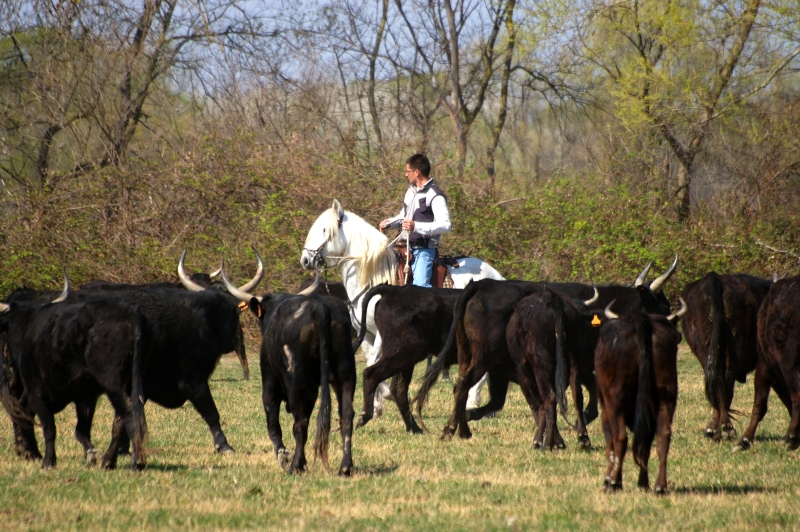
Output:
(1, 251), (799, 495)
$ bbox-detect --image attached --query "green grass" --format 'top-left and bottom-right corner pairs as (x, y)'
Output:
(1, 345), (799, 531)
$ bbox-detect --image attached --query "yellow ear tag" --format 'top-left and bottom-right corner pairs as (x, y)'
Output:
(591, 314), (601, 327)
(257, 305), (262, 318)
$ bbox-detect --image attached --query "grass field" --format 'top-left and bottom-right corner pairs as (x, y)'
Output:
(1, 343), (798, 531)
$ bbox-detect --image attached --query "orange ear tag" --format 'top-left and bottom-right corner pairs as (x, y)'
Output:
(591, 314), (602, 327)
(238, 301), (248, 313)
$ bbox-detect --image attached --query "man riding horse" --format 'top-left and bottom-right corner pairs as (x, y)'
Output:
(380, 153), (450, 288)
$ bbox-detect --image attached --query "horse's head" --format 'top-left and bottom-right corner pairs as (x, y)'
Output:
(301, 199), (347, 271)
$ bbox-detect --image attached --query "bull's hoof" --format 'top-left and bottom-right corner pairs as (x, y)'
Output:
(215, 443), (235, 455)
(784, 437), (800, 451)
(85, 449), (99, 467)
(355, 414), (368, 430)
(654, 485), (667, 496)
(338, 465), (353, 477)
(277, 449), (292, 472)
(21, 450), (43, 462)
(583, 408), (599, 425)
(722, 426), (737, 441)
(532, 440), (543, 450)
(440, 426), (456, 441)
(732, 438), (751, 453)
(407, 424), (424, 435)
(42, 460), (55, 470)
(577, 435), (591, 450)
(101, 459), (117, 470)
(606, 482), (622, 493)
(484, 411), (498, 419)
(441, 374), (451, 383)
(704, 427), (715, 439)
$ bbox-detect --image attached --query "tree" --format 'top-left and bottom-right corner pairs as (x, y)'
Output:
(576, 0), (800, 220)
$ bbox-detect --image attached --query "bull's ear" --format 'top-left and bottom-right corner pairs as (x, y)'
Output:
(248, 298), (264, 319)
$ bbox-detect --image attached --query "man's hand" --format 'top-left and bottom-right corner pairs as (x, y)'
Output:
(402, 219), (415, 232)
(379, 219), (391, 233)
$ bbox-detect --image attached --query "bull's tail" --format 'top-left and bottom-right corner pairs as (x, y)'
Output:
(314, 301), (332, 468)
(553, 300), (570, 426)
(413, 279), (478, 422)
(704, 272), (730, 417)
(352, 284), (388, 353)
(632, 314), (656, 465)
(0, 334), (35, 425)
(131, 314), (150, 467)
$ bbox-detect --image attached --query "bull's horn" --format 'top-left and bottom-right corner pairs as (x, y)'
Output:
(0, 301), (9, 313)
(209, 263), (223, 279)
(666, 297), (688, 322)
(52, 269), (70, 303)
(634, 261), (652, 287)
(221, 261), (261, 303)
(178, 249), (207, 292)
(584, 286), (599, 306)
(237, 247), (264, 293)
(298, 271), (321, 296)
(604, 300), (619, 320)
(649, 254), (678, 293)
(773, 272), (784, 282)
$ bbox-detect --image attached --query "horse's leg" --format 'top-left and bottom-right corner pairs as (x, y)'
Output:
(467, 372), (508, 421)
(467, 373), (488, 410)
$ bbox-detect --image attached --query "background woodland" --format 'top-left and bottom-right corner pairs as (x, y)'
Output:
(2, 0), (800, 303)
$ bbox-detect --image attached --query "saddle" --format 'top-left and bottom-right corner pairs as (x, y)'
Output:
(393, 244), (459, 288)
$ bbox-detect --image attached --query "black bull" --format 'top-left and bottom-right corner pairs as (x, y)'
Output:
(679, 272), (772, 443)
(414, 276), (673, 441)
(4, 286), (242, 456)
(0, 298), (151, 470)
(225, 273), (356, 476)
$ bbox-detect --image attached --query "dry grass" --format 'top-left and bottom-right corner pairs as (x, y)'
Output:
(1, 344), (799, 531)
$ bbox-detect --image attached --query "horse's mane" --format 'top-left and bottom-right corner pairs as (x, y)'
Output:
(311, 205), (397, 289)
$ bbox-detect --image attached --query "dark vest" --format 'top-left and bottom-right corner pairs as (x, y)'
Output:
(402, 181), (446, 248)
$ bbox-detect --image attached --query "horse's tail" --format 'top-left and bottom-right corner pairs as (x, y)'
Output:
(352, 284), (388, 353)
(313, 300), (332, 469)
(704, 272), (731, 419)
(632, 313), (657, 466)
(413, 279), (479, 424)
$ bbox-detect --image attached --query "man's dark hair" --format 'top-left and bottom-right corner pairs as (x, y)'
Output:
(406, 153), (431, 178)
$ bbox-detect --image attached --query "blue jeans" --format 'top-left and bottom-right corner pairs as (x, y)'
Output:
(411, 247), (435, 288)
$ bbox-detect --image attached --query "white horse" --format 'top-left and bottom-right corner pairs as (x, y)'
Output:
(301, 199), (504, 413)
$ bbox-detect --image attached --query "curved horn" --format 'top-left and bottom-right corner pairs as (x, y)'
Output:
(221, 261), (261, 303)
(237, 247), (264, 293)
(649, 254), (678, 293)
(178, 249), (206, 292)
(51, 269), (70, 303)
(0, 302), (8, 313)
(604, 300), (619, 320)
(666, 297), (688, 322)
(298, 271), (321, 296)
(209, 263), (223, 279)
(584, 286), (599, 306)
(634, 261), (652, 287)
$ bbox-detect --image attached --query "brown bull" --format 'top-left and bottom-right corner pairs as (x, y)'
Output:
(595, 300), (685, 494)
(737, 275), (800, 452)
(680, 273), (772, 441)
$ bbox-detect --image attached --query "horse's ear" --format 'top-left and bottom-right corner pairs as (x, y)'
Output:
(332, 199), (344, 227)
